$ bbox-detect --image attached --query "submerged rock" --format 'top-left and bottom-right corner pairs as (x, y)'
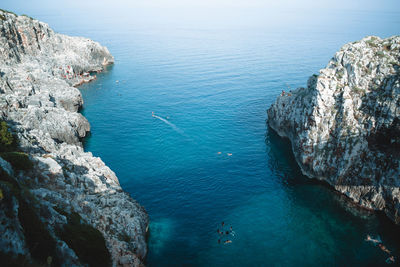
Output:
(268, 36), (400, 224)
(0, 10), (148, 266)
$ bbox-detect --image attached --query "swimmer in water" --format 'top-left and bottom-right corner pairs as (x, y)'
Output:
(152, 111), (155, 117)
(230, 226), (235, 236)
(224, 240), (232, 244)
(227, 153), (232, 156)
(222, 222), (224, 227)
(365, 235), (381, 244)
(386, 256), (395, 264)
(379, 243), (391, 254)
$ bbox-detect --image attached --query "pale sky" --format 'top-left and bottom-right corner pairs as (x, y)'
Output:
(2, 0), (399, 36)
(2, 0), (400, 11)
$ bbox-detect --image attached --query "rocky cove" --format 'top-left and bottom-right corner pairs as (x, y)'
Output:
(268, 36), (400, 225)
(1, 5), (400, 267)
(0, 10), (148, 266)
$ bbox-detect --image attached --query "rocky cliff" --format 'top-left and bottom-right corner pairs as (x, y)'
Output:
(0, 10), (148, 266)
(268, 36), (400, 224)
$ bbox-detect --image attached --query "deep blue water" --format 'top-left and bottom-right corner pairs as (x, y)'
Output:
(4, 3), (400, 266)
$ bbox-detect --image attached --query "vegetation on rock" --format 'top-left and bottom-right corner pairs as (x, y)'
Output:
(0, 152), (33, 171)
(58, 211), (111, 267)
(0, 121), (16, 152)
(0, 167), (60, 266)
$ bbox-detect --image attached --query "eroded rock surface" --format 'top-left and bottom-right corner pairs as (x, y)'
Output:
(268, 36), (400, 224)
(0, 10), (148, 266)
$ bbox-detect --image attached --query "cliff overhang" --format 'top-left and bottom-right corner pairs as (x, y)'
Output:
(268, 35), (400, 225)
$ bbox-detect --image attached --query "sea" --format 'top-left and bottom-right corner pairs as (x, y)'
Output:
(4, 2), (400, 266)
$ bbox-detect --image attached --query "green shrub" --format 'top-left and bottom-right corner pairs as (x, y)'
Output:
(376, 51), (385, 58)
(0, 121), (16, 152)
(58, 212), (111, 267)
(0, 14), (5, 21)
(0, 9), (17, 16)
(0, 152), (33, 171)
(366, 39), (378, 48)
(336, 69), (345, 79)
(352, 86), (364, 94)
(0, 167), (60, 266)
(21, 14), (34, 20)
(18, 194), (60, 265)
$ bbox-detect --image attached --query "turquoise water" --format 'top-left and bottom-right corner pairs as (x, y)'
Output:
(4, 3), (400, 266)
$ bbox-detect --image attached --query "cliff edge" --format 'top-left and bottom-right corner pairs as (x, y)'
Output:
(0, 10), (148, 266)
(268, 36), (400, 224)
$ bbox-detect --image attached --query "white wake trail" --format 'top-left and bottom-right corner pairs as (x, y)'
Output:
(153, 114), (186, 136)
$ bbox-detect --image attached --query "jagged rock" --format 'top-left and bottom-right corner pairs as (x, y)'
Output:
(0, 10), (148, 266)
(0, 157), (13, 176)
(268, 36), (400, 224)
(0, 181), (28, 256)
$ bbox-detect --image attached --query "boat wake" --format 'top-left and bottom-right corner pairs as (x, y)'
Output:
(153, 114), (187, 137)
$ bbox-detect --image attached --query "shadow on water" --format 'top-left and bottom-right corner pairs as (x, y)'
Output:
(264, 125), (306, 185)
(265, 125), (400, 264)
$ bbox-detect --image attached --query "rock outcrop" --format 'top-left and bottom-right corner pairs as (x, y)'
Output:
(268, 36), (400, 224)
(0, 10), (148, 266)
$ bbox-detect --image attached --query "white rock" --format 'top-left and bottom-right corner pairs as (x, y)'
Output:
(268, 35), (400, 224)
(0, 10), (148, 266)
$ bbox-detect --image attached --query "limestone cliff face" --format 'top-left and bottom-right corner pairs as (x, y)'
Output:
(0, 10), (148, 266)
(268, 36), (400, 224)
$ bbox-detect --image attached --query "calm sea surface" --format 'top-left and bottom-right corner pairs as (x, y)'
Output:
(4, 4), (400, 266)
